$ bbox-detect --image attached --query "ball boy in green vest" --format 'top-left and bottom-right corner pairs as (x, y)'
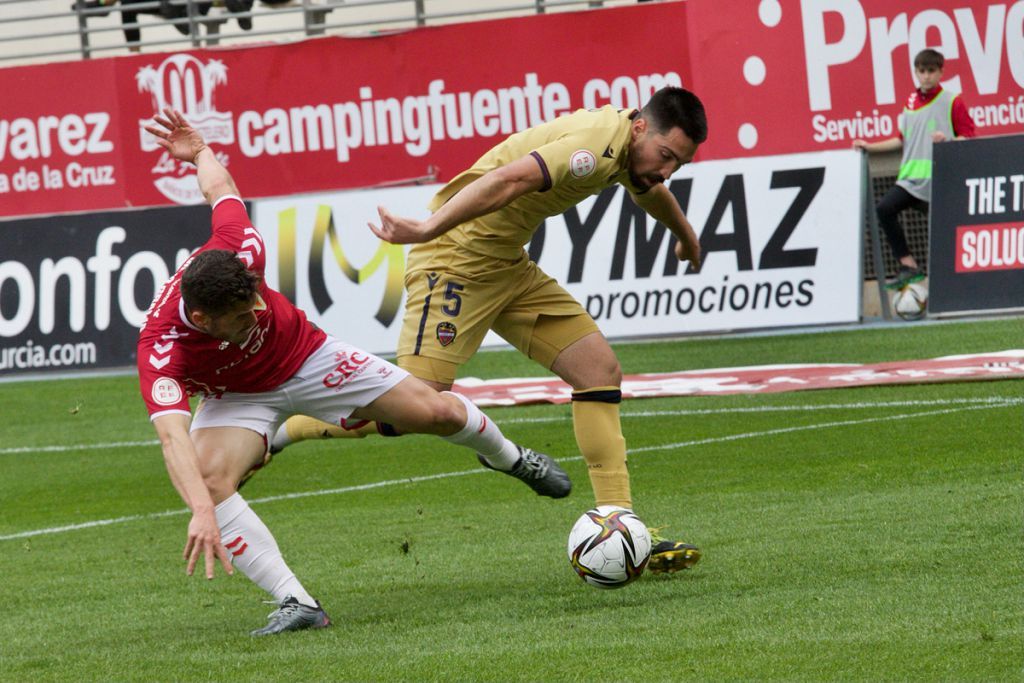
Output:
(853, 48), (977, 288)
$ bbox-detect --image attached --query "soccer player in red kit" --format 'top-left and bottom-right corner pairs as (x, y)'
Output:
(138, 109), (570, 636)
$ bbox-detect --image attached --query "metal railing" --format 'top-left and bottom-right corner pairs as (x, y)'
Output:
(0, 0), (628, 65)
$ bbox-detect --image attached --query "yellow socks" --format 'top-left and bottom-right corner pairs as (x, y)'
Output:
(288, 415), (378, 440)
(270, 415), (377, 452)
(571, 387), (632, 509)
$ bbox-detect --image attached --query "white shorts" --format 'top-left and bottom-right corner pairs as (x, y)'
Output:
(190, 336), (409, 439)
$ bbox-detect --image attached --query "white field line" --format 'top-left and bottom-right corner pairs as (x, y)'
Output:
(625, 403), (1013, 454)
(503, 396), (1024, 424)
(2, 396), (1020, 456)
(0, 400), (1017, 542)
(0, 439), (161, 455)
(0, 469), (484, 542)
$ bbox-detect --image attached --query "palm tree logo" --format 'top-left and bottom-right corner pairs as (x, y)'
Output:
(137, 54), (234, 153)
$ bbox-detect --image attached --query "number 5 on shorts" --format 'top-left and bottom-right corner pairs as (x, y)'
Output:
(442, 282), (464, 317)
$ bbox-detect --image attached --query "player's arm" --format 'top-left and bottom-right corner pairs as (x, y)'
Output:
(852, 137), (902, 153)
(369, 154), (546, 244)
(631, 183), (702, 271)
(144, 108), (239, 205)
(151, 413), (233, 579)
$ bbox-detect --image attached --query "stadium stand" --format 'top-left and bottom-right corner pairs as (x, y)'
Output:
(1, 0), (630, 64)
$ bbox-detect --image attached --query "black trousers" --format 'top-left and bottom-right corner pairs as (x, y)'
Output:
(876, 184), (929, 260)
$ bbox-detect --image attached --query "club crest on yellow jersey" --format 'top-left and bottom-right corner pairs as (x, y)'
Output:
(436, 321), (457, 346)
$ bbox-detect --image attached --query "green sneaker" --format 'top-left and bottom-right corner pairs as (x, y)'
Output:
(885, 265), (925, 290)
(647, 528), (701, 573)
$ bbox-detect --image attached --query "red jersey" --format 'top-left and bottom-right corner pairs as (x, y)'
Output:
(901, 85), (977, 138)
(137, 196), (326, 420)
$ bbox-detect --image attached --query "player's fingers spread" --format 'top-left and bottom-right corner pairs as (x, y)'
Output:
(216, 544), (234, 576)
(186, 544), (200, 576)
(204, 542), (216, 580)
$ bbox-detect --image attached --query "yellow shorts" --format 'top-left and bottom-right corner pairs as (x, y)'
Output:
(396, 249), (598, 385)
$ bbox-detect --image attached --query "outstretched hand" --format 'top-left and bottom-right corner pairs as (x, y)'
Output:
(144, 108), (208, 164)
(368, 206), (434, 244)
(675, 233), (702, 272)
(184, 510), (234, 580)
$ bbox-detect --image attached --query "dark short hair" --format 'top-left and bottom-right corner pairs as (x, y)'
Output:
(914, 48), (944, 70)
(180, 249), (260, 317)
(640, 87), (708, 145)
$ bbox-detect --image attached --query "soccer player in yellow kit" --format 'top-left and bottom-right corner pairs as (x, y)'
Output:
(276, 87), (707, 573)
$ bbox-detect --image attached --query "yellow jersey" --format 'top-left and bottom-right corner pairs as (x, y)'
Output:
(421, 106), (644, 262)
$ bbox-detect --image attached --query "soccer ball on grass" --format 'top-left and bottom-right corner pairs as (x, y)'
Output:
(567, 506), (651, 588)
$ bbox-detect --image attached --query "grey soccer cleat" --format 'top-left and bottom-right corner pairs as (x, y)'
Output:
(477, 446), (572, 499)
(250, 596), (331, 636)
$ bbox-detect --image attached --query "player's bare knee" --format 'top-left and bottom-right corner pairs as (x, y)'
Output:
(433, 393), (466, 434)
(195, 446), (241, 498)
(406, 393), (462, 436)
(200, 465), (236, 502)
(603, 357), (623, 387)
(585, 354), (621, 387)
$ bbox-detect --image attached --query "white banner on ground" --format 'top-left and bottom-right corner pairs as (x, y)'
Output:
(253, 149), (862, 355)
(453, 351), (1024, 406)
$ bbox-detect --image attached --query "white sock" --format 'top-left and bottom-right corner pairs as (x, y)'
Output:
(215, 493), (317, 608)
(269, 422), (292, 452)
(441, 391), (520, 470)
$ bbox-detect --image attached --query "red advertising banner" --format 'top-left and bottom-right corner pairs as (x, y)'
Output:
(0, 1), (1020, 219)
(955, 223), (1024, 272)
(0, 2), (693, 218)
(0, 58), (123, 217)
(686, 0), (1024, 158)
(114, 4), (694, 210)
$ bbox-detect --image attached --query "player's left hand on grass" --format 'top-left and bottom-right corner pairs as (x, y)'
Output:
(368, 206), (433, 244)
(184, 510), (234, 580)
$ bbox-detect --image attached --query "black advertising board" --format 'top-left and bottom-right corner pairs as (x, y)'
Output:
(0, 205), (215, 377)
(930, 134), (1024, 314)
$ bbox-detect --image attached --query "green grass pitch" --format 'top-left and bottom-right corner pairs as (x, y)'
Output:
(1, 318), (1021, 682)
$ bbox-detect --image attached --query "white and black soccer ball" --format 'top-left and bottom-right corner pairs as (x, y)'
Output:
(567, 506), (652, 588)
(893, 282), (928, 321)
